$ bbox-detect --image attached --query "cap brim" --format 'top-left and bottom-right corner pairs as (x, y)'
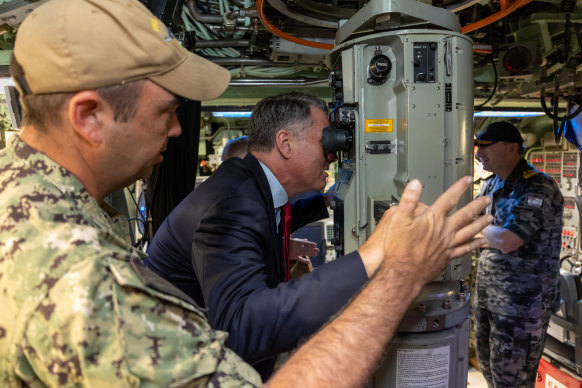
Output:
(474, 139), (495, 145)
(149, 53), (230, 101)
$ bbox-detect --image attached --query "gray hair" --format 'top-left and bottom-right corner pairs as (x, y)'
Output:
(248, 91), (327, 152)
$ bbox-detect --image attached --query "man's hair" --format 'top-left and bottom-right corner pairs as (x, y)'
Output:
(10, 54), (144, 131)
(222, 136), (249, 161)
(248, 91), (327, 152)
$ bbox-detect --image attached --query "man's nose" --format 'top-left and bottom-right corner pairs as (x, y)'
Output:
(168, 116), (182, 138)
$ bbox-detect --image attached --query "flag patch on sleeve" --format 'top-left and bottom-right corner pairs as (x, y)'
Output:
(526, 196), (543, 208)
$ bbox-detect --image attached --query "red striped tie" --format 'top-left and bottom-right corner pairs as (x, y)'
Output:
(281, 202), (292, 282)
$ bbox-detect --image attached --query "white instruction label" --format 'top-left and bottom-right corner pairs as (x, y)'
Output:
(396, 346), (450, 388)
(546, 374), (567, 388)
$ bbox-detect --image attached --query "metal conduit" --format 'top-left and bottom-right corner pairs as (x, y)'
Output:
(196, 39), (250, 48)
(186, 0), (248, 24)
(186, 0), (222, 23)
(229, 78), (327, 86)
(209, 58), (273, 65)
(206, 24), (254, 32)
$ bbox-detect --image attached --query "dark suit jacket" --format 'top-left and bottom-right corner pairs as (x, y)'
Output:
(146, 153), (367, 378)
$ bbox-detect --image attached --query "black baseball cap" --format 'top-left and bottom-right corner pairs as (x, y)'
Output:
(475, 121), (524, 146)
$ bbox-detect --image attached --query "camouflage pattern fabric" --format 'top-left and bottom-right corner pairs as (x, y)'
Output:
(474, 158), (563, 387)
(475, 158), (563, 317)
(474, 307), (552, 387)
(0, 135), (262, 387)
(467, 252), (479, 365)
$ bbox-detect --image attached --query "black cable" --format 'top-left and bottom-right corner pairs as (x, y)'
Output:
(540, 87), (582, 121)
(126, 182), (149, 224)
(127, 217), (148, 248)
(560, 255), (576, 271)
(473, 54), (492, 68)
(127, 217), (147, 229)
(137, 184), (150, 244)
(476, 56), (498, 108)
(127, 185), (140, 210)
(125, 181), (150, 247)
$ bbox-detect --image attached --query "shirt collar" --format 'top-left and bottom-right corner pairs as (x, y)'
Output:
(492, 158), (529, 194)
(258, 160), (288, 208)
(9, 134), (87, 200)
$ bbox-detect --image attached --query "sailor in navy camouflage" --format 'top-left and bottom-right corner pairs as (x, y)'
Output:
(0, 0), (263, 386)
(0, 134), (261, 387)
(474, 121), (564, 387)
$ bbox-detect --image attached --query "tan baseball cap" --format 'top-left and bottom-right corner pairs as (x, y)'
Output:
(13, 0), (230, 101)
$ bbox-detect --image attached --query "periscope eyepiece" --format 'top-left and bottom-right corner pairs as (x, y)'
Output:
(322, 125), (353, 154)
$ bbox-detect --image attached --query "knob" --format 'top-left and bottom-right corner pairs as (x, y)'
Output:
(367, 54), (392, 85)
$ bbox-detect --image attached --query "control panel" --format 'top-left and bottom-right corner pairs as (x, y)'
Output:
(528, 150), (581, 261)
(562, 197), (579, 258)
(413, 42), (437, 83)
(536, 148), (582, 377)
(545, 152), (563, 185)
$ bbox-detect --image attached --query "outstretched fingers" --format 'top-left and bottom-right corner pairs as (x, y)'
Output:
(449, 236), (488, 258)
(431, 176), (474, 216)
(447, 195), (492, 234)
(451, 213), (493, 248)
(449, 214), (492, 256)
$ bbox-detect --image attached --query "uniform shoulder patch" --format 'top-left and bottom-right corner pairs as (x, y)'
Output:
(526, 195), (544, 208)
(522, 169), (539, 179)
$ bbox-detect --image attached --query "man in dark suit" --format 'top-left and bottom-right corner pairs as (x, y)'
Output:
(145, 92), (389, 377)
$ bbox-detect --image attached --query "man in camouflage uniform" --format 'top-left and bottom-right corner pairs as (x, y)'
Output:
(0, 0), (264, 386)
(474, 121), (564, 387)
(0, 0), (492, 386)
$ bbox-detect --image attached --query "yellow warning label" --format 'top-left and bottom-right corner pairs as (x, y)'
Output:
(365, 119), (393, 133)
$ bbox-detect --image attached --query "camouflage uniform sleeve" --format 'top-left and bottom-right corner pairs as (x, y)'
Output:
(502, 177), (560, 243)
(15, 254), (262, 387)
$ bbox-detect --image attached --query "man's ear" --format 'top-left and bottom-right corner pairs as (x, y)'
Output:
(275, 129), (293, 159)
(68, 91), (109, 145)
